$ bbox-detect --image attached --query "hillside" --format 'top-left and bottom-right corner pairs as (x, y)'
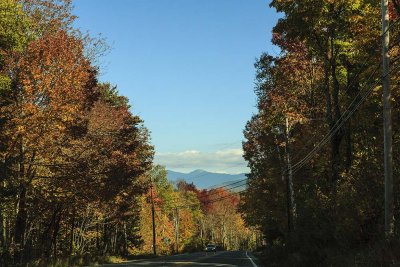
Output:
(167, 169), (247, 189)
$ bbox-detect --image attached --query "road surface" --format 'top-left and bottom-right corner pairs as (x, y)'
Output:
(101, 251), (261, 267)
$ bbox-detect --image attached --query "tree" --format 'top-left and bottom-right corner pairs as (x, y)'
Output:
(241, 0), (400, 265)
(0, 2), (154, 264)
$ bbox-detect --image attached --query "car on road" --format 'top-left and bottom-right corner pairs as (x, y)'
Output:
(205, 244), (217, 252)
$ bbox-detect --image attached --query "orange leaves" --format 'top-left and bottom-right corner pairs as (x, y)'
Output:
(17, 30), (90, 135)
(88, 100), (129, 134)
(0, 1), (156, 261)
(0, 30), (94, 162)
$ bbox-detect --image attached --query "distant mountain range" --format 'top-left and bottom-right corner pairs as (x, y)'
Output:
(167, 169), (247, 190)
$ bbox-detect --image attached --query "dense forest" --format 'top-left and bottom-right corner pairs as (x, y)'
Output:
(0, 1), (253, 266)
(240, 0), (400, 266)
(138, 165), (258, 256)
(4, 0), (400, 266)
(0, 0), (154, 265)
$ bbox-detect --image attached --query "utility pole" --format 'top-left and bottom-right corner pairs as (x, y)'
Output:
(150, 178), (157, 255)
(284, 117), (296, 231)
(175, 207), (179, 254)
(382, 0), (394, 239)
(275, 135), (292, 234)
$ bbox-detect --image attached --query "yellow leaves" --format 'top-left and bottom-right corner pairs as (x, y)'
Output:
(16, 125), (25, 134)
(0, 74), (11, 90)
(349, 14), (362, 23)
(0, 0), (30, 50)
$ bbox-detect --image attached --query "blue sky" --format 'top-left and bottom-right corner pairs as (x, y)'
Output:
(72, 0), (280, 173)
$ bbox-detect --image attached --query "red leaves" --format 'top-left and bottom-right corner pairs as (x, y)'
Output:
(390, 0), (400, 20)
(199, 188), (239, 213)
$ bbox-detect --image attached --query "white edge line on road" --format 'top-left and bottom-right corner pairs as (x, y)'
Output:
(245, 251), (258, 267)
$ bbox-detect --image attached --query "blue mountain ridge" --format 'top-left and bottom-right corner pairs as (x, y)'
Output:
(167, 169), (247, 190)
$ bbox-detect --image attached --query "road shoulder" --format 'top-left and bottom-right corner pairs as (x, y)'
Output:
(246, 251), (264, 267)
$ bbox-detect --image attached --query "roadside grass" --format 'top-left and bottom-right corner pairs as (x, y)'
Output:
(27, 252), (165, 267)
(27, 255), (127, 267)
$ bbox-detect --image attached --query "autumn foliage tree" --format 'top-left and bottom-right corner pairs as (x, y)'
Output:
(241, 0), (400, 266)
(137, 166), (256, 255)
(0, 1), (153, 266)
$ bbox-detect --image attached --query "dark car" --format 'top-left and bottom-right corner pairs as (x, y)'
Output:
(205, 244), (217, 252)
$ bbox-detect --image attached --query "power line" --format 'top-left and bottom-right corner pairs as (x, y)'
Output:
(292, 57), (400, 174)
(289, 57), (400, 175)
(290, 62), (382, 172)
(158, 188), (247, 212)
(197, 179), (247, 201)
(162, 178), (248, 206)
(199, 189), (244, 206)
(208, 178), (248, 191)
(156, 175), (249, 208)
(214, 140), (243, 151)
(286, 18), (400, 173)
(289, 17), (400, 163)
(162, 163), (248, 204)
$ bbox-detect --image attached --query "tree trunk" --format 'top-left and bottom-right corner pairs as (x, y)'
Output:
(123, 223), (128, 256)
(96, 222), (100, 251)
(0, 163), (7, 259)
(0, 207), (7, 266)
(14, 133), (27, 265)
(14, 183), (27, 263)
(52, 210), (62, 259)
(69, 213), (75, 255)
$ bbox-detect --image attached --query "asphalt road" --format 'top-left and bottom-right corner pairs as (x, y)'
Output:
(101, 251), (261, 267)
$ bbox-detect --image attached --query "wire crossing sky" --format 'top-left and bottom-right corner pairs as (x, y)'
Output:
(73, 0), (281, 173)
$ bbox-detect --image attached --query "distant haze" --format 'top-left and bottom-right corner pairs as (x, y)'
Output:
(167, 169), (247, 189)
(156, 149), (249, 174)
